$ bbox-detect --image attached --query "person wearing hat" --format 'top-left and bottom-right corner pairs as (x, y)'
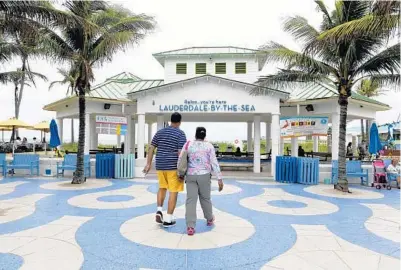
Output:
(178, 127), (224, 236)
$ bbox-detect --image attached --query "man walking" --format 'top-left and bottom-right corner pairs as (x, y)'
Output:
(143, 112), (187, 227)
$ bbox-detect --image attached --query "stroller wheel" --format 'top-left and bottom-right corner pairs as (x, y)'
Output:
(387, 185), (391, 190)
(376, 185), (381, 189)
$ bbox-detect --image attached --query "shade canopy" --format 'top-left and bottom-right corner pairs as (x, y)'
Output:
(49, 119), (61, 148)
(0, 118), (32, 128)
(0, 127), (12, 131)
(33, 121), (50, 132)
(369, 122), (382, 154)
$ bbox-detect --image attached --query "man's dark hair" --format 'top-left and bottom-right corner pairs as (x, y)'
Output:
(171, 112), (182, 123)
(195, 127), (206, 140)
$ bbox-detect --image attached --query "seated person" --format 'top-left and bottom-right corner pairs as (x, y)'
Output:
(387, 158), (400, 188)
(234, 147), (242, 157)
(358, 140), (367, 160)
(346, 142), (353, 160)
(298, 145), (305, 157)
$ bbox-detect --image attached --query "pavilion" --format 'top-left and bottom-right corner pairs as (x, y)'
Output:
(43, 46), (390, 178)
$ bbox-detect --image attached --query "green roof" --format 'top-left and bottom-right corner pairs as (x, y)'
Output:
(88, 74), (164, 101)
(288, 83), (389, 107)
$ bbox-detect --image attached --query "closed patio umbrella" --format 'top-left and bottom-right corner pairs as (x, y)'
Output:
(49, 119), (61, 148)
(0, 118), (33, 156)
(369, 122), (382, 155)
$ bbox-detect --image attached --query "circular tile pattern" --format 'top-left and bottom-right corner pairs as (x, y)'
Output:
(120, 204), (255, 250)
(237, 180), (288, 186)
(0, 253), (24, 270)
(40, 179), (113, 191)
(304, 185), (384, 199)
(68, 185), (154, 209)
(97, 195), (135, 202)
(268, 200), (307, 209)
(240, 188), (339, 215)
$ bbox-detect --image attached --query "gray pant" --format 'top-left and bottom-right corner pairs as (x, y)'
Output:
(185, 174), (213, 228)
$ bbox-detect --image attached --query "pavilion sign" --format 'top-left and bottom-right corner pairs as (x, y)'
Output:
(158, 99), (256, 113)
(280, 116), (329, 138)
(96, 115), (127, 135)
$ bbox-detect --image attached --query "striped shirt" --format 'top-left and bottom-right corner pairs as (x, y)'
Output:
(151, 126), (187, 171)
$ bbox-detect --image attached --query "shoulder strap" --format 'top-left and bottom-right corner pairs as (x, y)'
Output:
(185, 141), (191, 151)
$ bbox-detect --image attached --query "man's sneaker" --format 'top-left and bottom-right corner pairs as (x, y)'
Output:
(162, 220), (176, 228)
(155, 211), (163, 224)
(187, 227), (195, 236)
(207, 216), (215, 226)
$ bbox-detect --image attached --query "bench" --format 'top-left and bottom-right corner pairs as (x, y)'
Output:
(0, 153), (5, 176)
(4, 154), (39, 176)
(306, 151), (332, 162)
(57, 154), (91, 178)
(219, 162), (264, 172)
(332, 160), (369, 185)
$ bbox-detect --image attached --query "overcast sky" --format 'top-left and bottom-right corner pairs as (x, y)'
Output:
(1, 0), (400, 144)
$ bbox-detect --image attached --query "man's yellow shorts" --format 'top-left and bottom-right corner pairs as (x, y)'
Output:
(157, 170), (184, 192)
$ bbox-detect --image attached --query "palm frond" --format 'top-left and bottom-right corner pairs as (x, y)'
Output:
(319, 13), (399, 42)
(315, 0), (333, 26)
(353, 43), (400, 76)
(367, 74), (401, 91)
(282, 16), (319, 46)
(259, 42), (335, 75)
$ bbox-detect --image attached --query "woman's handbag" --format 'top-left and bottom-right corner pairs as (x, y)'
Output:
(177, 141), (190, 177)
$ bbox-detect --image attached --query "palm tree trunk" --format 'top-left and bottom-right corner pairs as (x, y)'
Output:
(335, 100), (349, 192)
(360, 119), (365, 141)
(71, 118), (75, 143)
(72, 87), (86, 184)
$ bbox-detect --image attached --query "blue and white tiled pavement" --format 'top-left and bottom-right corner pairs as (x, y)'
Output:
(0, 177), (399, 270)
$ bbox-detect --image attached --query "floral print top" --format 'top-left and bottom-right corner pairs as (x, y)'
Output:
(178, 140), (222, 180)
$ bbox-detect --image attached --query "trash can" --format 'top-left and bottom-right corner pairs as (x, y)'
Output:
(115, 154), (135, 179)
(96, 153), (115, 178)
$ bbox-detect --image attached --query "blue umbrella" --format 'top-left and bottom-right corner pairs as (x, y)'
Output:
(49, 119), (61, 148)
(369, 122), (382, 154)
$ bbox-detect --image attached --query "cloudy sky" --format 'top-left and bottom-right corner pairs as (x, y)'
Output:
(1, 0), (400, 144)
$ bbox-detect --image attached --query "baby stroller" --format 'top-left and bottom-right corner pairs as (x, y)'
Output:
(372, 159), (390, 190)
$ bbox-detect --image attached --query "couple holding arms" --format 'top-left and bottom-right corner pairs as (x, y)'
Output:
(143, 112), (224, 236)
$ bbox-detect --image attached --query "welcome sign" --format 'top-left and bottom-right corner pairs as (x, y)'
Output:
(280, 116), (329, 138)
(96, 115), (127, 135)
(159, 99), (256, 113)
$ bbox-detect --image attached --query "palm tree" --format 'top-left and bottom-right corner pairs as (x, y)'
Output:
(254, 0), (400, 192)
(356, 79), (388, 145)
(49, 67), (79, 143)
(43, 1), (155, 184)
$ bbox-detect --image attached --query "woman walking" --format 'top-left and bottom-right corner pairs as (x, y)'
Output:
(178, 127), (223, 236)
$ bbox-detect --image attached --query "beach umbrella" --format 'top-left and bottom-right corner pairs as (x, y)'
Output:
(0, 118), (33, 156)
(0, 127), (12, 142)
(369, 122), (382, 155)
(49, 119), (61, 148)
(32, 121), (50, 153)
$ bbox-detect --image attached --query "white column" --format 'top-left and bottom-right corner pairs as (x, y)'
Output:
(291, 137), (298, 157)
(137, 113), (145, 159)
(265, 122), (271, 153)
(271, 114), (280, 178)
(247, 122), (253, 152)
(157, 114), (164, 131)
(253, 115), (261, 173)
(56, 118), (63, 145)
(352, 135), (357, 155)
(148, 123), (153, 144)
(331, 112), (340, 160)
(313, 136), (319, 152)
(90, 115), (97, 150)
(84, 113), (90, 154)
(124, 116), (132, 153)
(117, 135), (121, 148)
